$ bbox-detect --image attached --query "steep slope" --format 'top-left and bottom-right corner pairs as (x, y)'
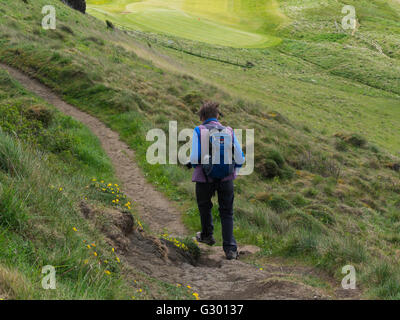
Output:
(1, 0), (400, 299)
(0, 66), (132, 299)
(1, 63), (360, 300)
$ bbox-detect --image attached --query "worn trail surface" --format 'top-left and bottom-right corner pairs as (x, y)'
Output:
(1, 64), (359, 300)
(1, 63), (185, 237)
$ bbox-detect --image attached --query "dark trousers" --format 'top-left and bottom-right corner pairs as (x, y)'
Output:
(195, 180), (237, 253)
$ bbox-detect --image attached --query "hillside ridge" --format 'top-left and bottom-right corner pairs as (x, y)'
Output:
(0, 63), (359, 300)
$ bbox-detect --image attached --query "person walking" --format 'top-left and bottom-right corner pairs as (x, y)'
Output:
(189, 101), (245, 260)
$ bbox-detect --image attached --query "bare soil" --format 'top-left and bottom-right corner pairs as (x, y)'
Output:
(0, 63), (362, 300)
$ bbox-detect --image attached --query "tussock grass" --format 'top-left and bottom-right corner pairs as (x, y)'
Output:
(0, 0), (400, 298)
(0, 68), (192, 299)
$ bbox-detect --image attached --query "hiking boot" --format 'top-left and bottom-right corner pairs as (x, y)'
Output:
(196, 232), (216, 246)
(225, 250), (239, 260)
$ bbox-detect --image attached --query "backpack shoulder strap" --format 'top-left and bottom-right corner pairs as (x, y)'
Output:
(198, 125), (210, 163)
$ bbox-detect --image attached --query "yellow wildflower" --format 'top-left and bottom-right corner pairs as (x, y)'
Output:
(105, 270), (111, 275)
(72, 227), (77, 232)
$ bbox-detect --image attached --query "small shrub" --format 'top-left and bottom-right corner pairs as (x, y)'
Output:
(385, 163), (400, 172)
(291, 195), (309, 207)
(278, 166), (294, 180)
(312, 175), (324, 185)
(347, 134), (367, 147)
(335, 133), (367, 148)
(44, 130), (75, 154)
(370, 145), (380, 153)
(309, 208), (335, 225)
(335, 139), (348, 152)
(259, 159), (279, 178)
(304, 188), (319, 198)
(266, 149), (285, 168)
(25, 105), (53, 128)
(106, 20), (114, 29)
(268, 195), (292, 213)
(182, 237), (201, 261)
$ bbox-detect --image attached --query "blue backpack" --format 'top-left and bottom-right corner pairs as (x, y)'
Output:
(199, 123), (235, 181)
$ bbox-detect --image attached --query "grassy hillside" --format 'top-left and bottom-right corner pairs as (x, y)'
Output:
(86, 0), (285, 47)
(129, 0), (400, 153)
(0, 67), (124, 299)
(0, 0), (400, 299)
(0, 58), (193, 300)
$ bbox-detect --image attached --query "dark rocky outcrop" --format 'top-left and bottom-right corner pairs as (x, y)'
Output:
(61, 0), (86, 14)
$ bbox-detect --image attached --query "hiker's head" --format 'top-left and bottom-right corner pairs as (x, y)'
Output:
(198, 101), (221, 122)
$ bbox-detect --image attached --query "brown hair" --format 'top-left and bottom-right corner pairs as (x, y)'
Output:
(198, 101), (220, 121)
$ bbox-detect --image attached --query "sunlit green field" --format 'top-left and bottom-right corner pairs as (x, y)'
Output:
(87, 0), (287, 47)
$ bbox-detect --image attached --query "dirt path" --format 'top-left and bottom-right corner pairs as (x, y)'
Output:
(0, 63), (359, 300)
(1, 63), (185, 237)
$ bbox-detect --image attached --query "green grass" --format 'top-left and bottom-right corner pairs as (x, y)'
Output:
(0, 66), (192, 300)
(87, 0), (285, 47)
(1, 0), (400, 299)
